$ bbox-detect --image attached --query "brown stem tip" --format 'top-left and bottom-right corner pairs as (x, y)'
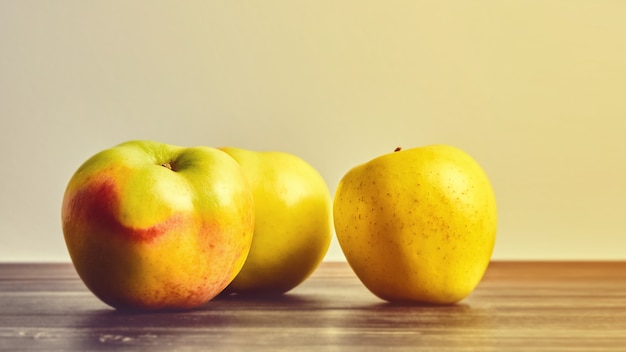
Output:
(161, 162), (173, 170)
(394, 147), (402, 152)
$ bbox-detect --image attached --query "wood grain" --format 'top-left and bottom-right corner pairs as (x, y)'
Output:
(1, 261), (625, 351)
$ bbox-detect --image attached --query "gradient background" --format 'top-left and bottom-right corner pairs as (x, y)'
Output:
(1, 1), (625, 262)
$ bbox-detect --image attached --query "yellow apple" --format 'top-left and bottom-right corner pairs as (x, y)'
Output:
(333, 145), (497, 304)
(61, 140), (255, 310)
(219, 147), (332, 294)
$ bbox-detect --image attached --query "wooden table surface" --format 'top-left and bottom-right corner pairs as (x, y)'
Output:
(1, 261), (625, 351)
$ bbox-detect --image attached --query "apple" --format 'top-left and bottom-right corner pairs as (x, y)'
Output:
(333, 145), (497, 304)
(61, 140), (255, 310)
(219, 147), (332, 295)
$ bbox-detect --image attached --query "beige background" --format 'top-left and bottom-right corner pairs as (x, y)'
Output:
(1, 1), (625, 262)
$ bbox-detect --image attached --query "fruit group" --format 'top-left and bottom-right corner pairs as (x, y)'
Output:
(333, 145), (497, 304)
(61, 140), (255, 310)
(220, 148), (332, 295)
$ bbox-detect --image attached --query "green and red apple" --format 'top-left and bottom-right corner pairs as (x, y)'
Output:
(333, 145), (497, 304)
(220, 148), (332, 295)
(61, 140), (255, 311)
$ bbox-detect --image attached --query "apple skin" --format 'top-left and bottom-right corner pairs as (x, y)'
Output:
(333, 145), (497, 304)
(219, 147), (332, 295)
(61, 140), (255, 311)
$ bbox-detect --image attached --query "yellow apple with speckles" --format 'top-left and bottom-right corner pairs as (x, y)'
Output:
(61, 140), (254, 311)
(219, 147), (332, 295)
(333, 145), (497, 304)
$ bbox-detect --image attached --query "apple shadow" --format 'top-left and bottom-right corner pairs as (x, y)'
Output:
(369, 300), (472, 310)
(210, 290), (329, 310)
(66, 291), (335, 350)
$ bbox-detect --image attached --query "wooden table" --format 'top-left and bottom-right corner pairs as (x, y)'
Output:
(1, 261), (625, 351)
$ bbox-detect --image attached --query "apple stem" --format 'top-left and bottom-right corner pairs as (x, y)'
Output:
(394, 147), (402, 152)
(161, 162), (173, 170)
